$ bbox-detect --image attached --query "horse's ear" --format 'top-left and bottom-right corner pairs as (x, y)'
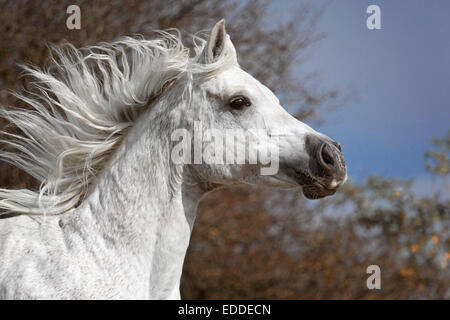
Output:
(202, 19), (227, 64)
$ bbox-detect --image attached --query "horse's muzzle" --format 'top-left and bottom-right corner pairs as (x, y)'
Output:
(300, 134), (347, 199)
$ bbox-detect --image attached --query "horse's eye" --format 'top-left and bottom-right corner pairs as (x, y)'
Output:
(229, 96), (251, 110)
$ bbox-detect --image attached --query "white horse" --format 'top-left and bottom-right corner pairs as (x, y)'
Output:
(0, 20), (346, 299)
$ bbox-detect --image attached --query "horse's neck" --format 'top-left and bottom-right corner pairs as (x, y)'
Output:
(60, 103), (203, 299)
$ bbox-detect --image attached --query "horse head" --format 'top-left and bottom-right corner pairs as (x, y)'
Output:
(180, 20), (347, 199)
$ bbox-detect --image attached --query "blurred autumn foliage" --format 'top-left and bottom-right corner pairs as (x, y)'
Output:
(0, 0), (449, 299)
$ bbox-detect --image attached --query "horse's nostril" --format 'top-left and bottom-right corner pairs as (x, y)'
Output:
(305, 135), (346, 187)
(320, 143), (334, 167)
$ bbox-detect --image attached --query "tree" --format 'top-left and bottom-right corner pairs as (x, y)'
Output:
(182, 144), (449, 299)
(425, 131), (450, 176)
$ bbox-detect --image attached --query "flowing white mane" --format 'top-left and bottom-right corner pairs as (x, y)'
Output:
(0, 31), (236, 217)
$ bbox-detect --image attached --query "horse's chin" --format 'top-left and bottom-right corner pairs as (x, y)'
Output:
(301, 184), (336, 200)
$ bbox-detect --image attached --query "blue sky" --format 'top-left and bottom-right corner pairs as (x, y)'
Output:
(271, 0), (450, 187)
